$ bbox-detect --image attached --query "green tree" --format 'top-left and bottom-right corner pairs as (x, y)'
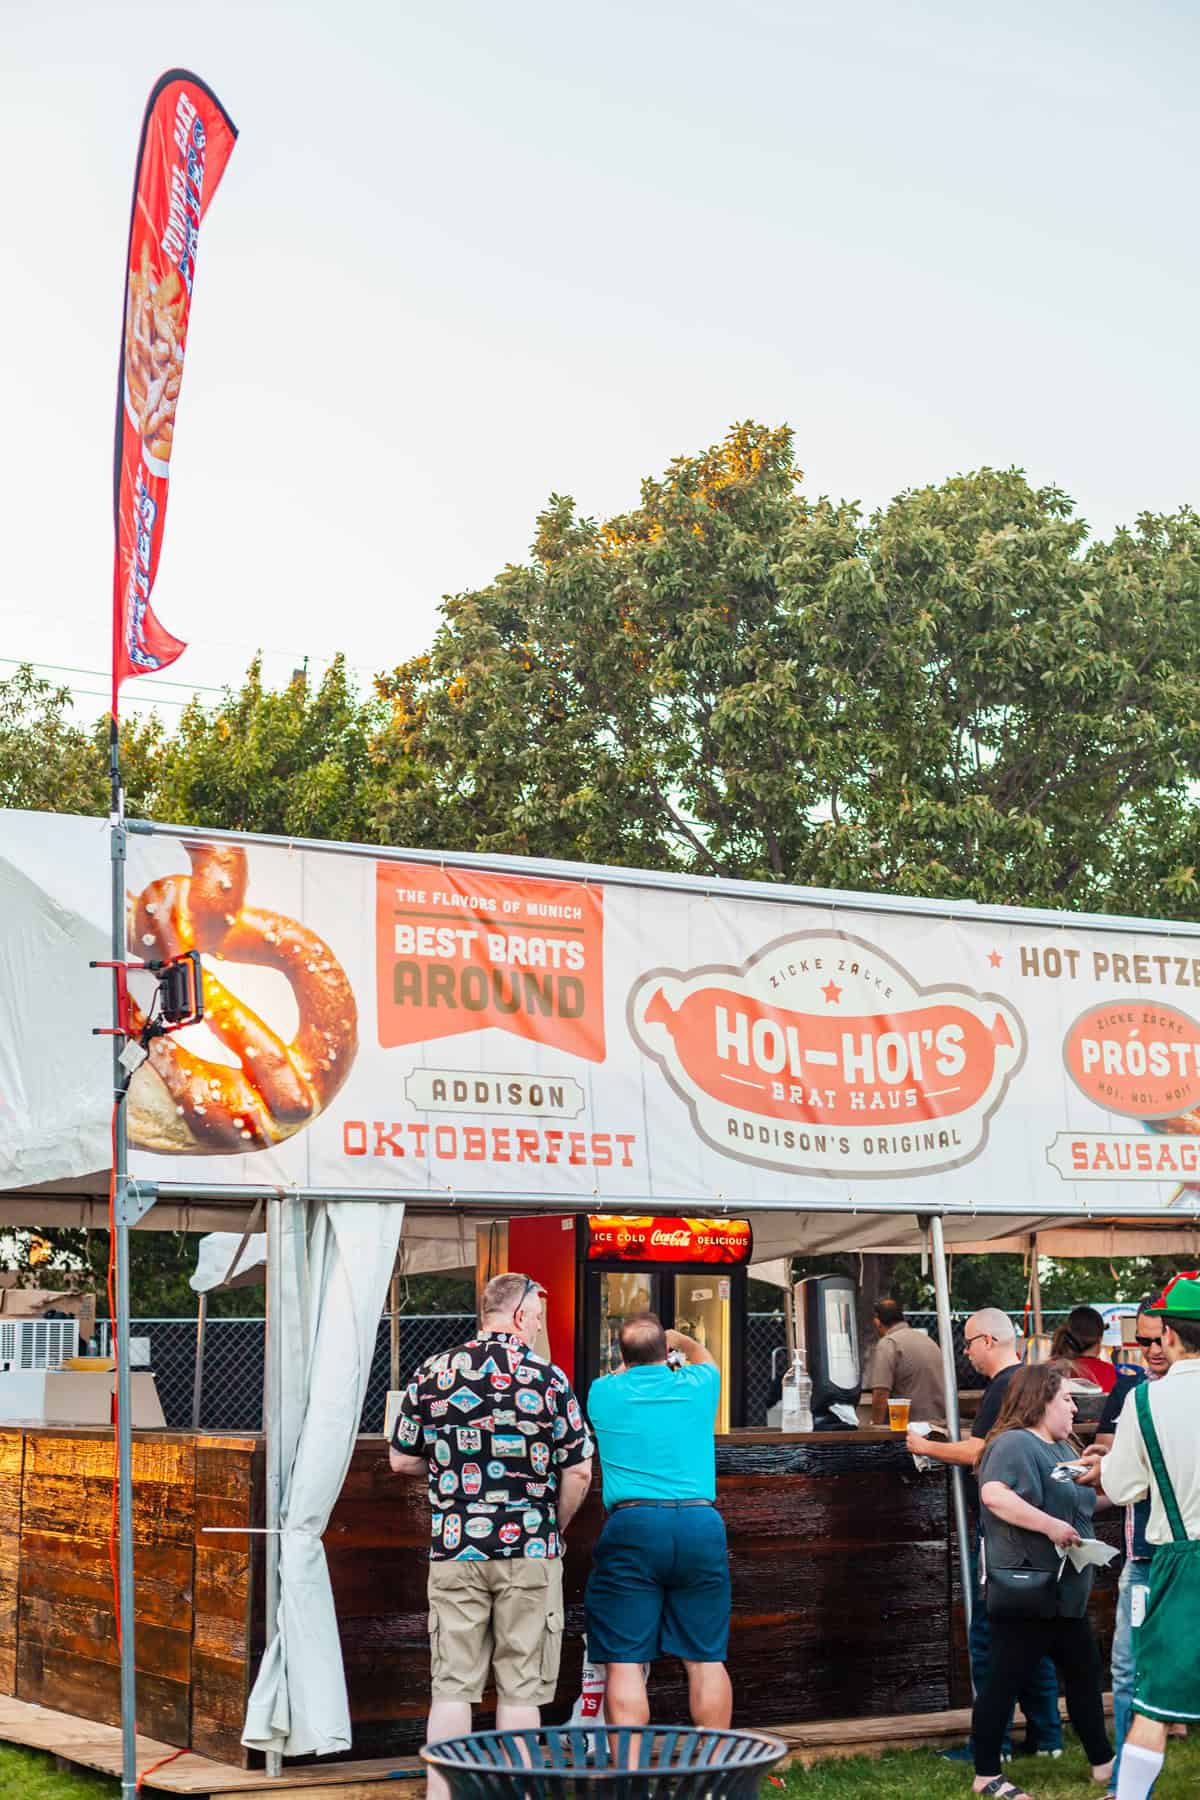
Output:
(0, 664), (161, 817)
(370, 424), (1200, 916)
(154, 654), (384, 840)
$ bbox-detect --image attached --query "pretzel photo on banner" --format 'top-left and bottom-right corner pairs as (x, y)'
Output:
(126, 843), (358, 1155)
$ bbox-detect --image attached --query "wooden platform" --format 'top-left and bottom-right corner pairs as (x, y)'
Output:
(776, 1704), (973, 1766)
(0, 1694), (426, 1797)
(775, 1693), (1115, 1768)
(0, 1689), (1119, 1787)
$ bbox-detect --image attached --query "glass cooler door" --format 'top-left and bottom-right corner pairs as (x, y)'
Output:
(596, 1269), (660, 1379)
(673, 1273), (732, 1432)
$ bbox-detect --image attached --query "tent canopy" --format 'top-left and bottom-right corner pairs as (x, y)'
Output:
(14, 1190), (1184, 1267)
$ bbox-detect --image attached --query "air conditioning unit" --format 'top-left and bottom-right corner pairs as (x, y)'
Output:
(0, 1316), (79, 1371)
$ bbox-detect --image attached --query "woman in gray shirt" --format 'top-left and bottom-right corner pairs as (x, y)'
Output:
(969, 1363), (1114, 1799)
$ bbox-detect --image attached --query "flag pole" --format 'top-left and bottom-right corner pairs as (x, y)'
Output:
(107, 73), (237, 1795)
(108, 711), (140, 1800)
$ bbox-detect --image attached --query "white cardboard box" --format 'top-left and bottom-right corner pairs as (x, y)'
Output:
(0, 1368), (166, 1428)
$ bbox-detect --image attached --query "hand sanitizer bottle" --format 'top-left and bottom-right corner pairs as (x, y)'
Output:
(780, 1351), (814, 1433)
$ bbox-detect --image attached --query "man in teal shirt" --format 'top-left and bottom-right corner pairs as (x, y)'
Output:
(584, 1314), (731, 1729)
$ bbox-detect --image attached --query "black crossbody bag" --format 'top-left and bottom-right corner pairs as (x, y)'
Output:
(985, 1561), (1061, 1620)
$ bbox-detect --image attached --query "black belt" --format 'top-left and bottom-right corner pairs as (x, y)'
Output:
(610, 1499), (714, 1511)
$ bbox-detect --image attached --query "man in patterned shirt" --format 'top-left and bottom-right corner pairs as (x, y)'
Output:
(390, 1272), (593, 1794)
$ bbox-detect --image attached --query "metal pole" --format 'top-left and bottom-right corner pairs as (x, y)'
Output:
(191, 1291), (208, 1431)
(145, 1179), (1200, 1224)
(389, 1264), (402, 1392)
(1030, 1235), (1044, 1345)
(929, 1215), (975, 1660)
(109, 723), (139, 1800)
(264, 1195), (283, 1779)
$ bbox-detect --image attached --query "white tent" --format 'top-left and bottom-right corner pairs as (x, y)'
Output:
(5, 806), (1200, 1776)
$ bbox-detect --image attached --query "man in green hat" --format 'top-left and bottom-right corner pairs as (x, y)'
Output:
(1092, 1272), (1200, 1800)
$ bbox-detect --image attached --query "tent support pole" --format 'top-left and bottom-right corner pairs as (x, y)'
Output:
(107, 727), (139, 1800)
(928, 1214), (975, 1674)
(264, 1195), (283, 1778)
(191, 1291), (208, 1431)
(389, 1265), (402, 1391)
(114, 1181), (138, 1798)
(1030, 1235), (1044, 1342)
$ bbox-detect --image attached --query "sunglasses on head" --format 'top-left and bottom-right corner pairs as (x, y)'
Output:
(514, 1275), (544, 1316)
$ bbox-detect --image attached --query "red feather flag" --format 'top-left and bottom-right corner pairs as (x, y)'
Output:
(111, 70), (237, 717)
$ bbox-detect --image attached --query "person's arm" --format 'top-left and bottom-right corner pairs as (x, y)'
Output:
(906, 1429), (985, 1466)
(1099, 1397), (1152, 1507)
(666, 1327), (715, 1368)
(551, 1372), (596, 1533)
(980, 1478), (1082, 1550)
(388, 1379), (427, 1477)
(557, 1459), (594, 1533)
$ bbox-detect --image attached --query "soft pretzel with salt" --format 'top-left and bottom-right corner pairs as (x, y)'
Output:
(127, 843), (358, 1155)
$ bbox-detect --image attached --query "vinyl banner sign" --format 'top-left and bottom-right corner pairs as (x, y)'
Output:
(585, 1216), (753, 1264)
(112, 71), (237, 710)
(98, 829), (1200, 1215)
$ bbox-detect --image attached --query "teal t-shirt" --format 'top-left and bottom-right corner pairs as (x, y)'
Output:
(586, 1361), (720, 1506)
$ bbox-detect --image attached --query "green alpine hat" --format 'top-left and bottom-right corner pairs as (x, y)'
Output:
(1147, 1271), (1200, 1322)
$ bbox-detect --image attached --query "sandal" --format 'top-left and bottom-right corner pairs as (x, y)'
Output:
(974, 1782), (1034, 1800)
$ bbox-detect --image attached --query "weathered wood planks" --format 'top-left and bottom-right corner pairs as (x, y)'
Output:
(15, 1430), (196, 1746)
(1, 1427), (259, 1767)
(0, 1690), (426, 1793)
(190, 1436), (262, 1767)
(0, 1430), (24, 1694)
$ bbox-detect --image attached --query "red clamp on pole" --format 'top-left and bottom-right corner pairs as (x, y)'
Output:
(90, 960), (146, 1038)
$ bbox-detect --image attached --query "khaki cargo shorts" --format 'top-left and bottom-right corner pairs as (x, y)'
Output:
(427, 1556), (565, 1705)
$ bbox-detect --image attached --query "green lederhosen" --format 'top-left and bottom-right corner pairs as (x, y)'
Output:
(1131, 1380), (1200, 1723)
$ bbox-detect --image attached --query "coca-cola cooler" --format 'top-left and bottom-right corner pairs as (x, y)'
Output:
(580, 1215), (752, 1432)
(506, 1214), (752, 1431)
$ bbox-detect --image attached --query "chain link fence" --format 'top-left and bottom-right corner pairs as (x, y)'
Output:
(745, 1312), (787, 1423)
(99, 1314), (476, 1432)
(101, 1307), (1083, 1432)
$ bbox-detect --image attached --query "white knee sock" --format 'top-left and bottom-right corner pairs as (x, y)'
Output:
(1116, 1743), (1165, 1800)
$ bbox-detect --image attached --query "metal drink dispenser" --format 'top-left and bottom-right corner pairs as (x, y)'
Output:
(795, 1275), (862, 1425)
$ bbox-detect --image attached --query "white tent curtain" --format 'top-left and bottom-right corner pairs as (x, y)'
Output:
(242, 1197), (404, 1759)
(190, 1231), (267, 1293)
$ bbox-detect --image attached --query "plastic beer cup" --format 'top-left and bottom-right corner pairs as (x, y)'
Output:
(887, 1397), (911, 1432)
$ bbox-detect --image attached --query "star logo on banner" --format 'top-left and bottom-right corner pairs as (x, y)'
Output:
(821, 979), (843, 1004)
(987, 950), (1003, 968)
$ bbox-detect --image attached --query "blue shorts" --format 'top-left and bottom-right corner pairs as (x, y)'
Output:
(585, 1502), (730, 1665)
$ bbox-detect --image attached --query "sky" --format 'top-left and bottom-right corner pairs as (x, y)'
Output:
(4, 0), (1199, 720)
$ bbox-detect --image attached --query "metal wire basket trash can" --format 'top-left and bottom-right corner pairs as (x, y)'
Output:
(421, 1725), (789, 1800)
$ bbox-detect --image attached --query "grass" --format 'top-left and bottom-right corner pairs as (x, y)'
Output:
(0, 1744), (117, 1797)
(779, 1737), (1200, 1797)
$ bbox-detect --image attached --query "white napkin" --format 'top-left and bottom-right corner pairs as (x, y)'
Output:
(1061, 1537), (1121, 1573)
(908, 1421), (938, 1472)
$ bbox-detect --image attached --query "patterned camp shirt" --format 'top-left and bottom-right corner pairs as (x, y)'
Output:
(392, 1329), (593, 1560)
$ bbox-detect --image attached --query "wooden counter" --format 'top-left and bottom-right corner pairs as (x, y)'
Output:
(0, 1426), (263, 1768)
(0, 1425), (1123, 1769)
